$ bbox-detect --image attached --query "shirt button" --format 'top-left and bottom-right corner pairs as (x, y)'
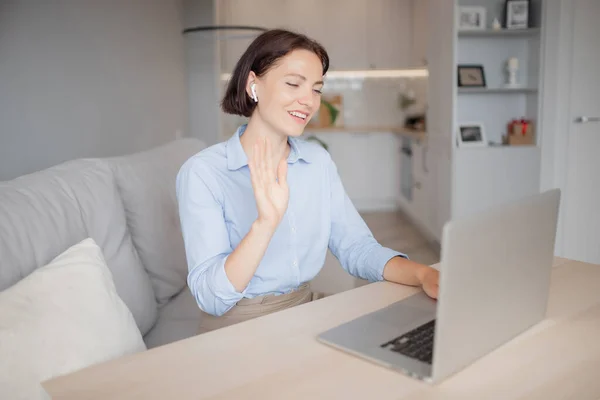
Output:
(291, 227), (296, 233)
(292, 260), (298, 267)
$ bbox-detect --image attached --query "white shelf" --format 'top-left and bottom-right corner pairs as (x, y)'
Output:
(458, 87), (538, 94)
(457, 144), (539, 151)
(458, 28), (540, 38)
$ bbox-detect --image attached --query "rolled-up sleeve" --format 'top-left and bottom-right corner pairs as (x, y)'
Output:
(326, 157), (408, 282)
(176, 159), (244, 316)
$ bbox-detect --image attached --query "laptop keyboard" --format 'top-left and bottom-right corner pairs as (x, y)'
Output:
(380, 320), (436, 364)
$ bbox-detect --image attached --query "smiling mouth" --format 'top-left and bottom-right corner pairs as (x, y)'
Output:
(288, 111), (308, 123)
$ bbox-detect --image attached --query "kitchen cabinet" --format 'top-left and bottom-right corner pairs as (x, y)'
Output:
(365, 0), (412, 70)
(397, 135), (439, 240)
(218, 0), (370, 71)
(410, 0), (429, 68)
(413, 138), (444, 240)
(411, 139), (428, 226)
(217, 0), (419, 72)
(298, 0), (370, 71)
(400, 137), (413, 202)
(217, 0), (287, 74)
(306, 131), (400, 212)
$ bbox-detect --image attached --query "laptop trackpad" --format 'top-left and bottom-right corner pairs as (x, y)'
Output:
(372, 291), (437, 330)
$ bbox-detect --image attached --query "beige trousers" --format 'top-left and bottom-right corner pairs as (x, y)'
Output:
(198, 283), (324, 334)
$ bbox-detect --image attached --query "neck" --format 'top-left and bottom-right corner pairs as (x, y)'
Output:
(240, 117), (290, 165)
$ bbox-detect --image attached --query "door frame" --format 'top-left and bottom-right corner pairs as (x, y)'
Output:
(539, 0), (577, 257)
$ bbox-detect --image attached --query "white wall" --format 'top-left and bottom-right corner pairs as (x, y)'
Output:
(183, 0), (222, 146)
(0, 0), (188, 181)
(426, 0), (455, 241)
(538, 0), (578, 257)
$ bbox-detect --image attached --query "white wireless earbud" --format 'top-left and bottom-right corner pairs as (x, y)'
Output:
(250, 83), (258, 103)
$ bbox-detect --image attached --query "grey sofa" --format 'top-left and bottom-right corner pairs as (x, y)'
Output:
(0, 138), (207, 348)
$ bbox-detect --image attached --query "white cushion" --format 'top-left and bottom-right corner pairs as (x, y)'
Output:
(110, 138), (206, 306)
(0, 238), (146, 400)
(0, 159), (158, 335)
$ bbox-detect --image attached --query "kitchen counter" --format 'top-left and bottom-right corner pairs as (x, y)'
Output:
(304, 126), (426, 141)
(394, 127), (426, 141)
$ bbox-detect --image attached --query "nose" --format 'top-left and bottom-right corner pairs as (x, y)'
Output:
(298, 89), (315, 110)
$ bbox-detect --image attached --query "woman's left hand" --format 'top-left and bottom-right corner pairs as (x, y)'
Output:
(419, 267), (439, 299)
(383, 257), (440, 299)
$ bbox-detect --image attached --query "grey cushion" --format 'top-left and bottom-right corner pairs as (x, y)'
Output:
(143, 286), (201, 348)
(110, 138), (206, 306)
(0, 159), (158, 335)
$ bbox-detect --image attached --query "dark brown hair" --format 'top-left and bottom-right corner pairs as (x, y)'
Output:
(221, 29), (329, 117)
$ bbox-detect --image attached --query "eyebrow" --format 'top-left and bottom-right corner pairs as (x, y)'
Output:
(286, 73), (324, 86)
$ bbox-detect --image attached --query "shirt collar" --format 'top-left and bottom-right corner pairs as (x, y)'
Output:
(226, 124), (313, 171)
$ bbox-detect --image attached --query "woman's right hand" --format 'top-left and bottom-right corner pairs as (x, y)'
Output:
(248, 136), (289, 230)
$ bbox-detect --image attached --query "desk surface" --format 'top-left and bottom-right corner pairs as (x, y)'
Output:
(44, 257), (600, 400)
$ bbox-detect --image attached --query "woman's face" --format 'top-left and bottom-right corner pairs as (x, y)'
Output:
(250, 49), (324, 138)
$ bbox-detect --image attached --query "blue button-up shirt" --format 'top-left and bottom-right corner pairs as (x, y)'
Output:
(176, 125), (407, 316)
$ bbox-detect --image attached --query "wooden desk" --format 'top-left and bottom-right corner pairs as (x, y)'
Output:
(43, 257), (600, 399)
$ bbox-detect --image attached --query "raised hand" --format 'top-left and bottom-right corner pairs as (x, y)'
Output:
(248, 136), (289, 229)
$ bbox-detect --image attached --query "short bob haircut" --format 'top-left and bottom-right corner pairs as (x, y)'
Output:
(221, 29), (329, 117)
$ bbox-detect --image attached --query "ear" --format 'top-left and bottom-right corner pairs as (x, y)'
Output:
(246, 71), (257, 100)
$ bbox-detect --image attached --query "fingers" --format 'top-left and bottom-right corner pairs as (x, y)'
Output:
(249, 142), (263, 192)
(257, 136), (267, 185)
(427, 282), (439, 299)
(252, 137), (266, 184)
(251, 135), (285, 188)
(265, 136), (275, 181)
(277, 158), (288, 187)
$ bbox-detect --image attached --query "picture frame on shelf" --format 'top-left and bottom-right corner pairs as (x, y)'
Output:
(457, 65), (486, 88)
(505, 0), (530, 29)
(457, 6), (487, 31)
(457, 123), (487, 147)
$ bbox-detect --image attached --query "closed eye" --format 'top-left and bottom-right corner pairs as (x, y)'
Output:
(287, 82), (322, 94)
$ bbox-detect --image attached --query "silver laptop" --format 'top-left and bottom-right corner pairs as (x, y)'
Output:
(317, 189), (561, 384)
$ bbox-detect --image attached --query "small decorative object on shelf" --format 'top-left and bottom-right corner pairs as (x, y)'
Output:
(457, 123), (487, 147)
(398, 89), (417, 111)
(457, 65), (486, 88)
(492, 18), (502, 30)
(504, 0), (530, 29)
(307, 95), (343, 128)
(505, 118), (535, 145)
(457, 6), (487, 31)
(405, 114), (426, 132)
(505, 57), (520, 87)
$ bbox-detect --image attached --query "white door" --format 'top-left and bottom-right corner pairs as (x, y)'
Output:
(562, 0), (600, 264)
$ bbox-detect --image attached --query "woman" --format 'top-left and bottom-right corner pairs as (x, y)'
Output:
(176, 29), (439, 333)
